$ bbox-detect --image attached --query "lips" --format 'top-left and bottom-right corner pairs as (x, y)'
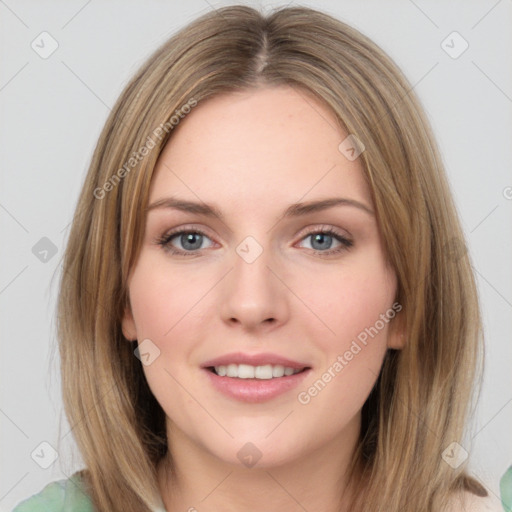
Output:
(201, 352), (312, 403)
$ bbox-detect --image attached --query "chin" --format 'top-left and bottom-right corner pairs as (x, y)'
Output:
(202, 430), (309, 470)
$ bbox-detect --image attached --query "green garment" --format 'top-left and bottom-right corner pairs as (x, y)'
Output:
(12, 473), (168, 512)
(12, 474), (94, 512)
(501, 465), (512, 512)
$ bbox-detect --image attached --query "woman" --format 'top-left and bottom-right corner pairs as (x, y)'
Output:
(13, 5), (503, 511)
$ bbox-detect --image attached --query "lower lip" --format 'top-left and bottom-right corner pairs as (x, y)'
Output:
(203, 368), (311, 403)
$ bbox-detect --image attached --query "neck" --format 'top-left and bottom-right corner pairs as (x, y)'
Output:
(157, 415), (362, 512)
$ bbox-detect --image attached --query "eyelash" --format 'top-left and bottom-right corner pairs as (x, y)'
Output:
(155, 225), (353, 258)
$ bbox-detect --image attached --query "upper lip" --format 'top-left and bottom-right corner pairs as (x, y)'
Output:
(201, 352), (310, 370)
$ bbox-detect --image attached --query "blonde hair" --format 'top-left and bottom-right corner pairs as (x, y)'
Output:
(57, 5), (487, 511)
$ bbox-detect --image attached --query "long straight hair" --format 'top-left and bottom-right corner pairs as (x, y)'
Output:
(57, 5), (486, 511)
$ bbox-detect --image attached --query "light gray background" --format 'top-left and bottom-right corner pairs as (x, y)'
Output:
(1, 1), (511, 510)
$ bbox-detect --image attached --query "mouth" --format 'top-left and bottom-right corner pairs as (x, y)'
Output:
(206, 364), (309, 379)
(201, 353), (312, 402)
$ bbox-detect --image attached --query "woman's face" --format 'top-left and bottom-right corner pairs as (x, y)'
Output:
(122, 85), (403, 469)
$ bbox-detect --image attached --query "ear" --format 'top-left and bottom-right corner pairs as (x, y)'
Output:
(121, 301), (138, 341)
(386, 308), (406, 350)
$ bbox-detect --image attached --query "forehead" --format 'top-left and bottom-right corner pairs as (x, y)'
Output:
(149, 85), (371, 212)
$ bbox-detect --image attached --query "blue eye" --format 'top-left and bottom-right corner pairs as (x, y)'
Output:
(157, 229), (213, 256)
(156, 226), (353, 257)
(299, 229), (353, 255)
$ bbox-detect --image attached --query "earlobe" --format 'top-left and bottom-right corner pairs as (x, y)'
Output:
(387, 332), (406, 350)
(121, 304), (137, 342)
(386, 311), (406, 350)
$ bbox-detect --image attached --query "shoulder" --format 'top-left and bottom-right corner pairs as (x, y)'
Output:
(443, 489), (503, 512)
(12, 475), (94, 512)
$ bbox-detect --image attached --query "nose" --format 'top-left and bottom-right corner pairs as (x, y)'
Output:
(219, 242), (290, 333)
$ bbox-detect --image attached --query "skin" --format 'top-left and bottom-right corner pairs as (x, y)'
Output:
(122, 85), (405, 512)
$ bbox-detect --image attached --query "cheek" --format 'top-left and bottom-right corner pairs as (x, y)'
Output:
(127, 255), (216, 398)
(128, 255), (208, 339)
(295, 251), (396, 352)
(294, 252), (395, 405)
(127, 257), (206, 420)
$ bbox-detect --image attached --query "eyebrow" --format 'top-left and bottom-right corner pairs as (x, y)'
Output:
(146, 196), (374, 219)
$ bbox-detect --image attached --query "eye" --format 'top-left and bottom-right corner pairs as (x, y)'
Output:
(156, 227), (214, 256)
(296, 226), (353, 256)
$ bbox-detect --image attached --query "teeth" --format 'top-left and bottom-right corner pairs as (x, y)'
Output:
(213, 364), (304, 379)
